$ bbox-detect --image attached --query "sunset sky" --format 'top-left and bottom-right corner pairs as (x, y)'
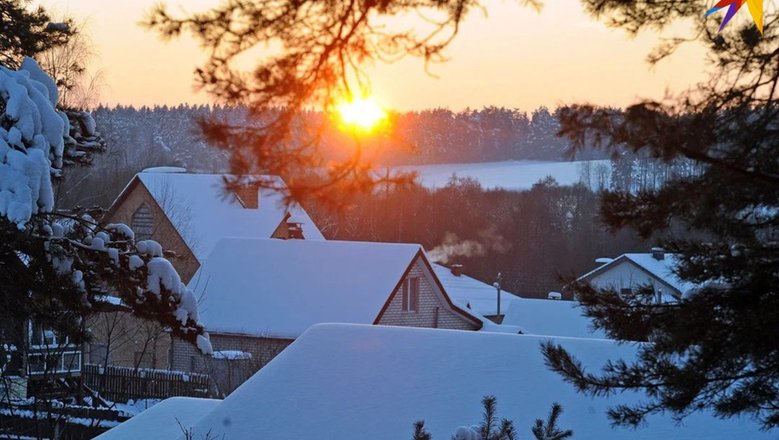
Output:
(40, 0), (717, 111)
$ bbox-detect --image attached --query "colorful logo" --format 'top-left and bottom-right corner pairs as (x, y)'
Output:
(705, 0), (763, 34)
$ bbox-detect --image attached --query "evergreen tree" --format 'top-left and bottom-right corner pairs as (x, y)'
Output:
(412, 421), (432, 440)
(0, 0), (73, 68)
(0, 6), (210, 377)
(413, 397), (569, 440)
(542, 0), (779, 431)
(531, 403), (573, 440)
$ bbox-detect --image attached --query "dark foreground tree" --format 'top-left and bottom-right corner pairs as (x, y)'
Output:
(542, 0), (779, 432)
(0, 0), (73, 68)
(0, 3), (210, 373)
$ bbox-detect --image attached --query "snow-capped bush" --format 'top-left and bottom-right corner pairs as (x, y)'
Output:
(0, 58), (211, 354)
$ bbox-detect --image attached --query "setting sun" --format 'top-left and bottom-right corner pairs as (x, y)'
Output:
(335, 96), (387, 132)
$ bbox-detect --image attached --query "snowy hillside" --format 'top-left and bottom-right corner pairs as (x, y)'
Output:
(400, 160), (611, 191)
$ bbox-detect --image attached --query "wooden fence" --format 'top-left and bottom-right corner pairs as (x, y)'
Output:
(82, 364), (210, 402)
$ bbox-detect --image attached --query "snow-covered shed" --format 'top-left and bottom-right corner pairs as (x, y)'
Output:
(578, 248), (694, 302)
(172, 238), (482, 395)
(433, 263), (519, 321)
(103, 169), (324, 282)
(176, 324), (771, 440)
(94, 397), (220, 440)
(500, 298), (607, 339)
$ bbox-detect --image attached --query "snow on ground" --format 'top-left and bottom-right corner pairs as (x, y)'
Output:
(501, 298), (607, 339)
(183, 324), (771, 440)
(399, 160), (610, 191)
(95, 397), (219, 440)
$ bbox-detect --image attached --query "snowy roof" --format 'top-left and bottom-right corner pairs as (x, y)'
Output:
(182, 324), (770, 440)
(95, 397), (219, 440)
(432, 264), (519, 316)
(189, 238), (431, 338)
(501, 298), (607, 339)
(579, 252), (695, 295)
(114, 171), (324, 260)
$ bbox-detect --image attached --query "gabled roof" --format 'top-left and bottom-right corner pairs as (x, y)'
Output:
(432, 263), (519, 316)
(182, 324), (769, 440)
(578, 252), (695, 296)
(189, 238), (477, 339)
(501, 298), (607, 339)
(95, 397), (219, 440)
(105, 170), (324, 261)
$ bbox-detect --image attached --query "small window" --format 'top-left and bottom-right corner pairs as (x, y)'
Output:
(401, 277), (420, 312)
(620, 288), (633, 296)
(132, 204), (154, 241)
(29, 323), (68, 348)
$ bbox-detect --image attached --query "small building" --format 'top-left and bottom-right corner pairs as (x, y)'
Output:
(175, 238), (483, 395)
(0, 314), (83, 401)
(171, 323), (769, 440)
(577, 248), (693, 302)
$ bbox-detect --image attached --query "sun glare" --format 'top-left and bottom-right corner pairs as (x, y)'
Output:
(335, 96), (387, 132)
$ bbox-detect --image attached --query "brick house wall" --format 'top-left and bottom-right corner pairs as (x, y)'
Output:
(376, 255), (480, 331)
(86, 312), (171, 370)
(170, 333), (292, 397)
(102, 178), (200, 283)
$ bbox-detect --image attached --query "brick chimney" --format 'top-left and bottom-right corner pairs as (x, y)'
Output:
(235, 184), (259, 209)
(285, 214), (305, 239)
(450, 264), (463, 277)
(651, 247), (665, 261)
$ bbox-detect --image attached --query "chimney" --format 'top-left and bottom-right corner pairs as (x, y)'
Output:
(651, 247), (665, 261)
(235, 184), (259, 209)
(285, 215), (305, 239)
(450, 264), (463, 277)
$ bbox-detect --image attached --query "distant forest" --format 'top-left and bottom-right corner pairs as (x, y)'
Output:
(54, 105), (697, 298)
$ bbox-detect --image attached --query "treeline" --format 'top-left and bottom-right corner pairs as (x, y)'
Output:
(86, 104), (608, 172)
(308, 176), (648, 298)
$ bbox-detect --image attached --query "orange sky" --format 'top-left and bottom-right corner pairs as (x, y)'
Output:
(40, 0), (713, 111)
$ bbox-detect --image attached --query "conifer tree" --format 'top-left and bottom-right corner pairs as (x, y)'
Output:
(0, 0), (73, 68)
(531, 403), (573, 440)
(541, 0), (779, 430)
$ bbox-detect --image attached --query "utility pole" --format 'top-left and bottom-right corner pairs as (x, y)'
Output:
(493, 272), (503, 319)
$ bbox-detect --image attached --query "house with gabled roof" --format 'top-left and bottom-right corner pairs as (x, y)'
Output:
(102, 167), (324, 283)
(90, 168), (324, 371)
(172, 238), (483, 395)
(577, 247), (694, 302)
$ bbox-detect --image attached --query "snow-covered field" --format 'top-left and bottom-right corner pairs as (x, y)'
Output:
(398, 159), (610, 191)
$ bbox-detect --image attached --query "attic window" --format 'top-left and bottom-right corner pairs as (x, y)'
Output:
(401, 277), (420, 312)
(132, 204), (154, 241)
